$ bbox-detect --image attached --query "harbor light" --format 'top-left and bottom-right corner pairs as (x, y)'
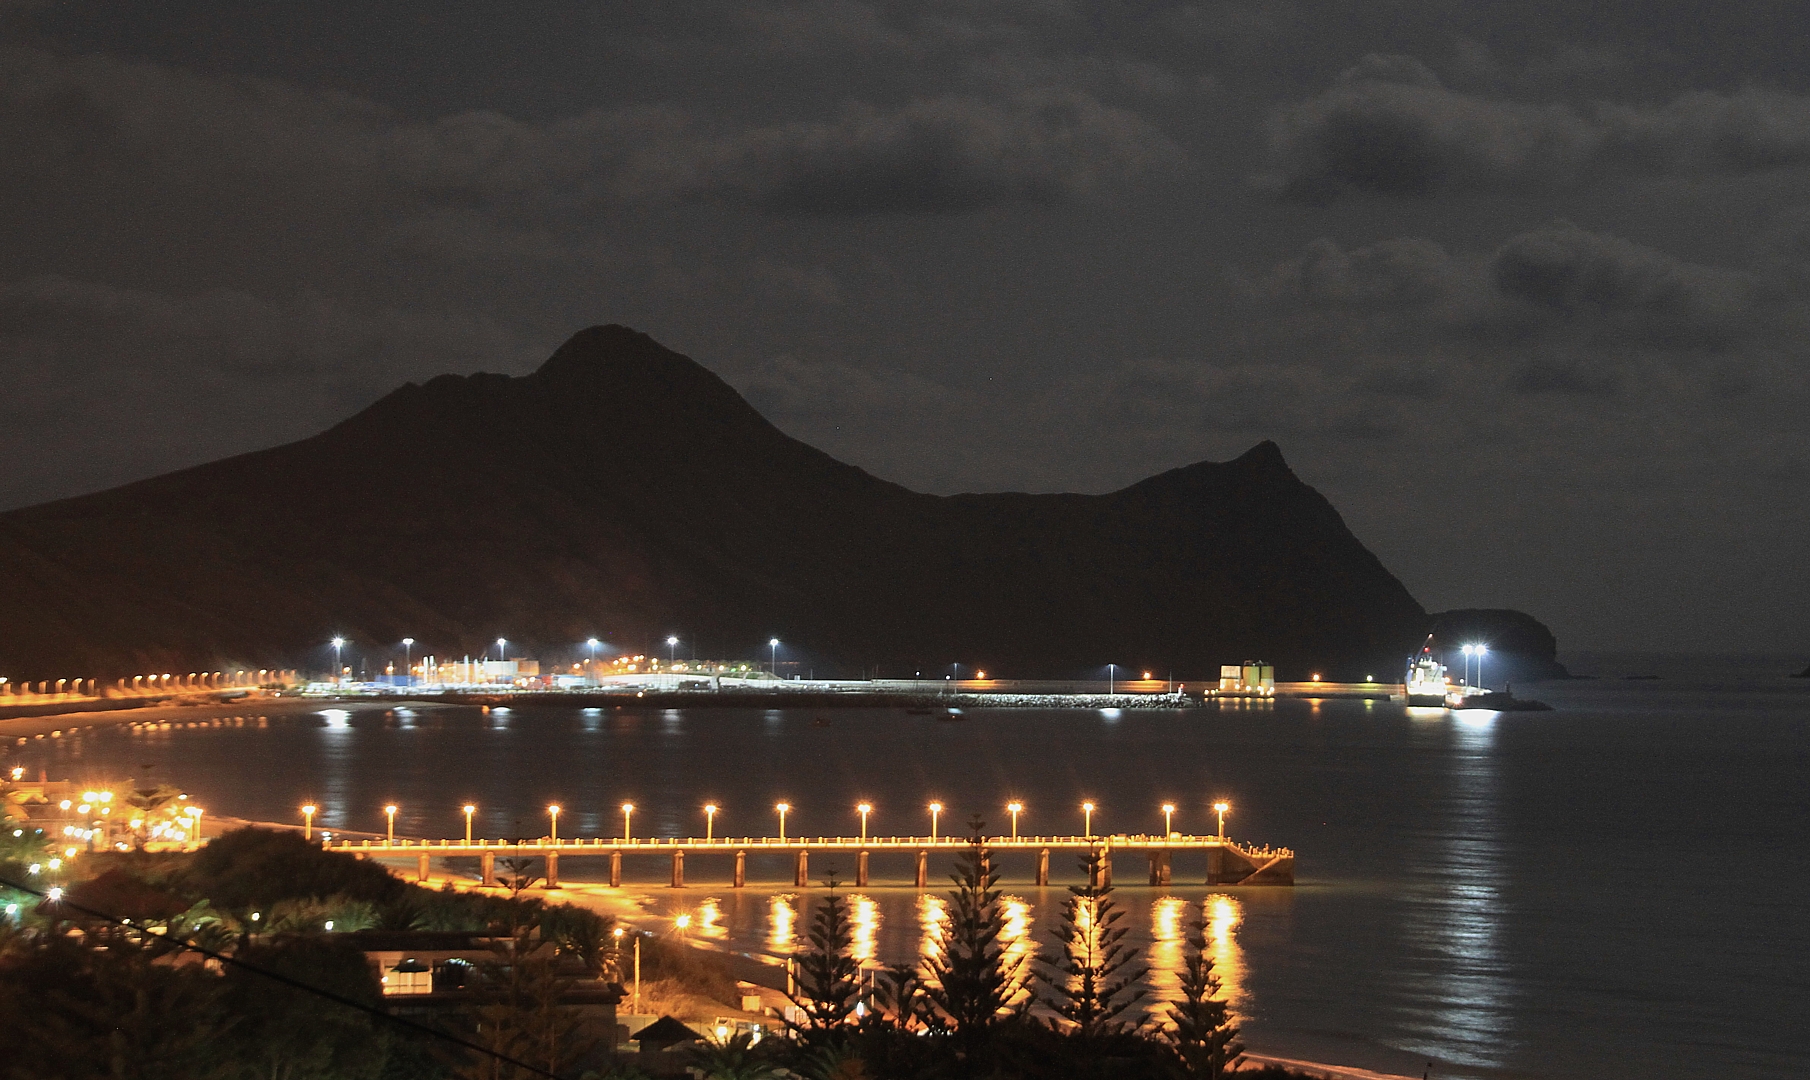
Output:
(1162, 803), (1177, 836)
(1082, 801), (1096, 838)
(857, 802), (872, 842)
(463, 804), (477, 844)
(769, 638), (780, 676)
(928, 801), (943, 842)
(622, 803), (635, 841)
(1213, 801), (1230, 839)
(384, 804), (398, 844)
(548, 804), (561, 843)
(1006, 801), (1023, 839)
(704, 803), (718, 842)
(776, 802), (791, 843)
(301, 804), (317, 841)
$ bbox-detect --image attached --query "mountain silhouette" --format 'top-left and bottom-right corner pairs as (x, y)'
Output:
(1, 325), (1441, 681)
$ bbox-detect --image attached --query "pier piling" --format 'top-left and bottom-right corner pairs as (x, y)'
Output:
(671, 850), (684, 888)
(417, 853), (430, 882)
(856, 850), (869, 887)
(794, 850), (809, 887)
(609, 851), (621, 888)
(546, 851), (559, 888)
(733, 850), (746, 888)
(1036, 848), (1049, 886)
(915, 850), (928, 888)
(481, 851), (495, 887)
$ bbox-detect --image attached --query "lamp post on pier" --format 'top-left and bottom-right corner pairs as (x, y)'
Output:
(548, 804), (561, 843)
(301, 804), (316, 842)
(1082, 801), (1096, 838)
(928, 801), (943, 842)
(463, 804), (476, 845)
(704, 803), (718, 842)
(857, 802), (872, 842)
(1162, 803), (1176, 836)
(1213, 801), (1230, 839)
(776, 802), (790, 843)
(621, 803), (635, 841)
(384, 804), (398, 845)
(1006, 801), (1023, 840)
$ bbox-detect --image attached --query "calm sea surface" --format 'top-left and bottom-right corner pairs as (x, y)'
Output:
(11, 674), (1807, 1079)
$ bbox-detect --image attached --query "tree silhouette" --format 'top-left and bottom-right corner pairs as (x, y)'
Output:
(1165, 919), (1243, 1078)
(1039, 848), (1146, 1038)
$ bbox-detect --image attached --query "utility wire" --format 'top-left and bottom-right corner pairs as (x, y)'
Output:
(0, 876), (572, 1080)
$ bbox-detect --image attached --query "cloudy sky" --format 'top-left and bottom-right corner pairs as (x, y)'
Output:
(3, 2), (1806, 654)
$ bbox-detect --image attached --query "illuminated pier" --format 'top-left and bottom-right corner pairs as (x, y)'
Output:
(336, 834), (1295, 889)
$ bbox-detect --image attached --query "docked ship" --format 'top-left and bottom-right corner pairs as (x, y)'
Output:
(1405, 637), (1450, 706)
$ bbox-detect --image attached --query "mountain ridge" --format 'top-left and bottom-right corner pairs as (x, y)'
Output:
(2, 325), (1455, 680)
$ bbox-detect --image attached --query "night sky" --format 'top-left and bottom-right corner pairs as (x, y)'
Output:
(3, 3), (1806, 654)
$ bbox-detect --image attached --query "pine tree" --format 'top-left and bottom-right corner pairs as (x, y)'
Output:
(1038, 848), (1145, 1039)
(920, 819), (1031, 1040)
(786, 875), (861, 1045)
(1166, 919), (1243, 1078)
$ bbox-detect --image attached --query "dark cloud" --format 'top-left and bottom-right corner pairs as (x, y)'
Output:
(659, 93), (1180, 214)
(1264, 52), (1810, 198)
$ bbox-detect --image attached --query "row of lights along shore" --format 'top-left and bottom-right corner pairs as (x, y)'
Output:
(301, 799), (1235, 844)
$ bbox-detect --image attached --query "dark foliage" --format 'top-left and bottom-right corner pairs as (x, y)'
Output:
(1038, 850), (1146, 1038)
(1165, 922), (1243, 1078)
(181, 827), (411, 910)
(785, 878), (862, 1048)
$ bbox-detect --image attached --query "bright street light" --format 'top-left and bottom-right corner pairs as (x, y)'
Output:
(621, 802), (635, 841)
(704, 803), (718, 842)
(1006, 801), (1023, 840)
(1082, 801), (1096, 838)
(776, 802), (791, 843)
(1213, 801), (1230, 839)
(769, 638), (780, 676)
(463, 804), (476, 845)
(331, 638), (346, 684)
(495, 638), (506, 661)
(384, 804), (398, 845)
(928, 801), (943, 842)
(402, 638), (414, 682)
(548, 804), (561, 843)
(667, 635), (679, 664)
(1474, 644), (1489, 691)
(1162, 803), (1177, 836)
(857, 802), (872, 842)
(301, 804), (317, 841)
(1106, 664), (1116, 694)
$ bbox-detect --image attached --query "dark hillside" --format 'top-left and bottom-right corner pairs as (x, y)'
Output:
(0, 325), (1437, 679)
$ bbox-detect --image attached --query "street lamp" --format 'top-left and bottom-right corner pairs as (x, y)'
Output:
(1162, 803), (1176, 836)
(384, 804), (398, 845)
(769, 638), (780, 677)
(463, 804), (476, 845)
(621, 802), (635, 841)
(402, 638), (414, 683)
(331, 638), (345, 684)
(704, 803), (718, 842)
(495, 638), (506, 662)
(857, 802), (872, 842)
(667, 636), (679, 665)
(928, 801), (943, 843)
(1006, 801), (1023, 840)
(1082, 801), (1096, 838)
(1213, 801), (1230, 839)
(548, 804), (561, 843)
(301, 804), (316, 841)
(1106, 664), (1116, 694)
(1460, 644), (1474, 689)
(587, 638), (600, 673)
(776, 802), (791, 843)
(1474, 644), (1489, 691)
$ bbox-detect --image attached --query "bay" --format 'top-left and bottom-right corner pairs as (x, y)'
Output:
(11, 677), (1807, 1079)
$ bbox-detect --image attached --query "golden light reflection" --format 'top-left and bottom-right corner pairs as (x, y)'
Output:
(696, 898), (724, 940)
(999, 894), (1035, 1005)
(1205, 893), (1248, 1011)
(769, 895), (797, 953)
(849, 894), (879, 965)
(917, 894), (948, 969)
(1148, 896), (1188, 1004)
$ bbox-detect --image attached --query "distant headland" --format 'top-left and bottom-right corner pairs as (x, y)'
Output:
(0, 325), (1561, 684)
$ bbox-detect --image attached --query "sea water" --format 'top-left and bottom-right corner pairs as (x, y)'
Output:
(11, 669), (1807, 1079)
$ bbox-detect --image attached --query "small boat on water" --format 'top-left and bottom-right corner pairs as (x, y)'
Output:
(1405, 637), (1449, 706)
(938, 708), (966, 721)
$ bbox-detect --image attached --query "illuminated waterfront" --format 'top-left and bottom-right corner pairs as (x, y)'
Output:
(6, 674), (1806, 1079)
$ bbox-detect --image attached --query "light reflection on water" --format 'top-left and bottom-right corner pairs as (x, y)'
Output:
(850, 894), (879, 965)
(17, 694), (1806, 1080)
(768, 894), (797, 953)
